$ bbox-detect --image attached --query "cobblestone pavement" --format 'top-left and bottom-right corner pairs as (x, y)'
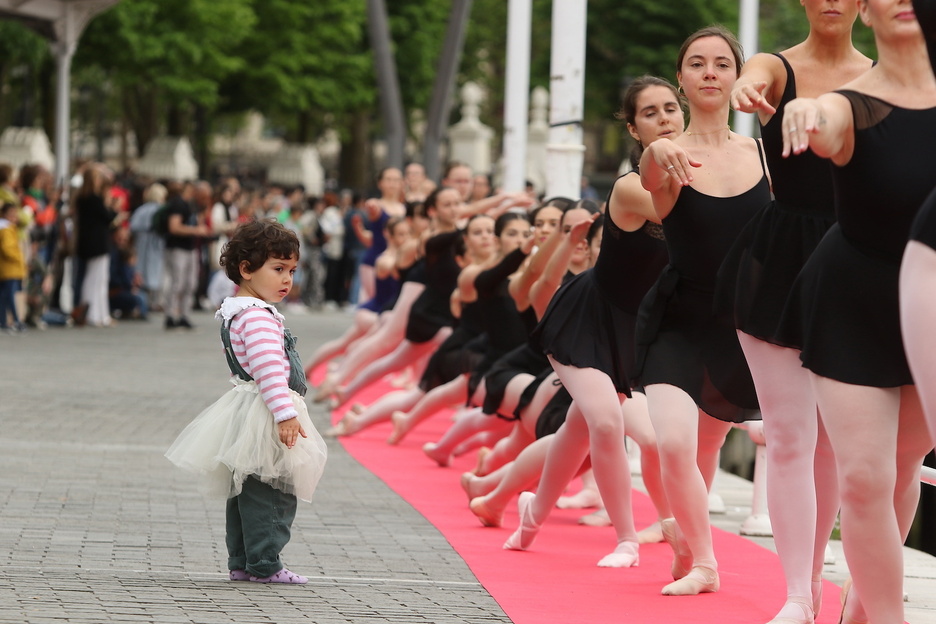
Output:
(3, 307), (935, 623)
(0, 308), (512, 624)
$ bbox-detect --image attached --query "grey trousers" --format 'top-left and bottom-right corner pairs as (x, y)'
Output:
(162, 247), (198, 320)
(225, 476), (297, 577)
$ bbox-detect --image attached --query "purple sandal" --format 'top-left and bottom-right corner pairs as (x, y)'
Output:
(249, 568), (308, 584)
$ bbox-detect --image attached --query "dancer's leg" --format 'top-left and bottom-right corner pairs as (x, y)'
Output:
(357, 263), (375, 303)
(469, 436), (559, 527)
(620, 391), (672, 525)
(390, 376), (469, 445)
(738, 332), (831, 622)
(305, 310), (375, 377)
(557, 469), (602, 509)
(320, 283), (424, 395)
(901, 241), (936, 444)
(697, 411), (730, 492)
(328, 388), (423, 436)
(336, 328), (451, 408)
(509, 360), (639, 565)
(895, 386), (931, 540)
(477, 373), (560, 475)
(645, 383), (719, 595)
(481, 423), (536, 476)
(422, 406), (512, 465)
(811, 375), (903, 624)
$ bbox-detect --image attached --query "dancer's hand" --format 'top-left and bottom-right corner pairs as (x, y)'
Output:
(278, 417), (308, 448)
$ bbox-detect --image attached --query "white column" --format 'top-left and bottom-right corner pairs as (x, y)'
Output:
(53, 7), (77, 188)
(734, 0), (760, 138)
(544, 0), (587, 200)
(501, 0), (532, 193)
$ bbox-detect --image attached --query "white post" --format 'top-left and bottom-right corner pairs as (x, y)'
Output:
(53, 14), (76, 189)
(734, 0), (760, 138)
(501, 0), (532, 193)
(544, 0), (587, 200)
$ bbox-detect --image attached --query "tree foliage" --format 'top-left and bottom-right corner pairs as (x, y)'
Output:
(0, 0), (885, 178)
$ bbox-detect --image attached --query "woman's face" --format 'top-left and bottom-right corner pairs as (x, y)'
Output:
(533, 206), (563, 245)
(432, 189), (463, 228)
(471, 174), (492, 200)
(803, 0), (860, 36)
(389, 221), (411, 247)
(443, 166), (474, 202)
(588, 225), (603, 268)
(378, 168), (403, 200)
(627, 84), (685, 146)
(677, 36), (739, 108)
(858, 0), (921, 38)
(498, 217), (531, 254)
(561, 208), (593, 266)
(465, 216), (496, 258)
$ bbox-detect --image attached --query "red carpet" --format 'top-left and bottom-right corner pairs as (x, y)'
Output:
(314, 367), (845, 623)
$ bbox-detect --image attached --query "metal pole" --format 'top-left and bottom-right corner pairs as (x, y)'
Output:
(366, 0), (407, 169)
(501, 0), (531, 193)
(735, 0), (760, 138)
(544, 0), (587, 200)
(54, 43), (74, 189)
(422, 0), (473, 182)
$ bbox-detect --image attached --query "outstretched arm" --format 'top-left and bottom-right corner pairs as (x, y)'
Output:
(781, 92), (854, 163)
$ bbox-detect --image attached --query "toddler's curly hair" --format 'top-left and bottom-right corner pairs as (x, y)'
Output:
(220, 219), (300, 284)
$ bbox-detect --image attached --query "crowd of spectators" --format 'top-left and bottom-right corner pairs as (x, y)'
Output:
(0, 159), (437, 335)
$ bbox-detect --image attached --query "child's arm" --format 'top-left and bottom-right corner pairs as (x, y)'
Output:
(232, 308), (307, 448)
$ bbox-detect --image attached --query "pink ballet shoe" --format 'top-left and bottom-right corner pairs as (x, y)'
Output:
(837, 578), (869, 624)
(469, 496), (503, 527)
(812, 575), (823, 619)
(596, 540), (639, 568)
(766, 596), (814, 624)
(636, 519), (664, 544)
(423, 442), (451, 467)
(557, 487), (603, 509)
(660, 517), (692, 580)
(249, 568), (308, 584)
(228, 569), (251, 581)
(503, 492), (541, 550)
(661, 565), (719, 596)
(577, 508), (612, 527)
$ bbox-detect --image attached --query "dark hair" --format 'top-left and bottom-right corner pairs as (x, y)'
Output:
(677, 25), (744, 78)
(386, 215), (408, 237)
(529, 196), (575, 223)
(560, 199), (602, 225)
(219, 219), (300, 284)
(494, 211), (530, 237)
(424, 185), (457, 213)
(405, 200), (426, 220)
(443, 161), (471, 180)
(616, 76), (682, 168)
(587, 214), (604, 244)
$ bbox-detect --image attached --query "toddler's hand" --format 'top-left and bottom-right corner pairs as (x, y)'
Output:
(278, 417), (307, 448)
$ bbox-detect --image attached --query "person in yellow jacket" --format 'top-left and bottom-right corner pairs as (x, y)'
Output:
(0, 202), (26, 333)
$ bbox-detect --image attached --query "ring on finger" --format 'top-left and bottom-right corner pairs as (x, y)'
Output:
(666, 165), (676, 170)
(788, 127), (797, 133)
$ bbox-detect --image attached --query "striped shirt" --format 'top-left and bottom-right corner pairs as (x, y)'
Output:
(228, 306), (298, 423)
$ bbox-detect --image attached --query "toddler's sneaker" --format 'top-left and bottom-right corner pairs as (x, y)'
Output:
(249, 568), (308, 584)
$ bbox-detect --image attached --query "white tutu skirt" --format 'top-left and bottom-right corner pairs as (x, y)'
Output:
(165, 379), (327, 502)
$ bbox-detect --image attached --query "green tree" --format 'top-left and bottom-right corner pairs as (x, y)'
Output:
(224, 0), (372, 143)
(0, 20), (51, 130)
(74, 0), (255, 153)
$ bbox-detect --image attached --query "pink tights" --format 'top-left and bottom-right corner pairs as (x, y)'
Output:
(811, 376), (930, 624)
(738, 332), (839, 619)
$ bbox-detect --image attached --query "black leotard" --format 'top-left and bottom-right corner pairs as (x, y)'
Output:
(717, 53), (837, 346)
(777, 91), (936, 387)
(637, 140), (769, 422)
